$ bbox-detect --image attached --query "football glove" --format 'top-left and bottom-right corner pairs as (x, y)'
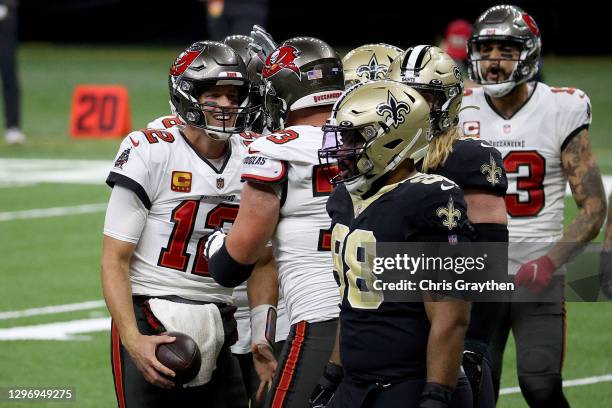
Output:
(204, 228), (226, 260)
(462, 349), (484, 405)
(418, 382), (454, 408)
(249, 25), (278, 59)
(514, 255), (556, 294)
(309, 361), (343, 408)
(600, 251), (612, 299)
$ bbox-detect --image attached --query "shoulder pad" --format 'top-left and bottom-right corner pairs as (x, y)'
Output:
(241, 153), (287, 184)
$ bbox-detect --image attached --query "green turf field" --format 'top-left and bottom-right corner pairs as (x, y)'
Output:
(0, 45), (611, 407)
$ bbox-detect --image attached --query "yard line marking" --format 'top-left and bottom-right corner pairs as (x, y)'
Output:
(0, 203), (107, 221)
(0, 158), (110, 186)
(0, 317), (111, 341)
(500, 374), (612, 395)
(0, 300), (106, 320)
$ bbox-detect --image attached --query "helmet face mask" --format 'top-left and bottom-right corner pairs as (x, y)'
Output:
(467, 5), (542, 97)
(319, 80), (431, 196)
(386, 45), (463, 136)
(168, 41), (261, 139)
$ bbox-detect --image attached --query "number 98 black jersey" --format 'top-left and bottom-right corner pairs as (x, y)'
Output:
(326, 173), (472, 382)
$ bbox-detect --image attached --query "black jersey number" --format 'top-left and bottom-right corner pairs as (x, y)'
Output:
(503, 151), (546, 217)
(158, 201), (239, 276)
(331, 224), (382, 309)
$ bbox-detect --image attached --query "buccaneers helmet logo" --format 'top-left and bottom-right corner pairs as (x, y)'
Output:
(376, 91), (410, 128)
(170, 49), (202, 76)
(262, 46), (301, 79)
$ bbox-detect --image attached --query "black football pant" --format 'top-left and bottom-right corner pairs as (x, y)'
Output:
(110, 296), (248, 408)
(0, 5), (20, 129)
(488, 289), (569, 407)
(329, 375), (472, 408)
(264, 319), (338, 408)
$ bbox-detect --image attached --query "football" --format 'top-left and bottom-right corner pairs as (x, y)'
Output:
(155, 332), (201, 385)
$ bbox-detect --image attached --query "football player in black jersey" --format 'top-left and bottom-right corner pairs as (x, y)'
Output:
(386, 45), (509, 408)
(318, 80), (473, 408)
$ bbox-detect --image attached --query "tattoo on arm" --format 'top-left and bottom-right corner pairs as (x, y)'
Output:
(550, 130), (606, 265)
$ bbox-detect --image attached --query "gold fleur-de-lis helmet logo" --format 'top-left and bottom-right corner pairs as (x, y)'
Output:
(437, 196), (461, 230)
(480, 153), (502, 186)
(376, 90), (410, 128)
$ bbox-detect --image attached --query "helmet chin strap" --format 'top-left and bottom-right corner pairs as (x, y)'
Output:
(482, 81), (517, 97)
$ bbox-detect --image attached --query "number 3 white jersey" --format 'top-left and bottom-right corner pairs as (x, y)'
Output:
(459, 83), (592, 240)
(106, 125), (256, 303)
(241, 125), (340, 325)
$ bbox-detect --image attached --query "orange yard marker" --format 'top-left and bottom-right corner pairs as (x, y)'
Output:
(70, 85), (132, 138)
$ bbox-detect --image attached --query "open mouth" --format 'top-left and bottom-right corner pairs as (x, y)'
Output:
(486, 66), (503, 82)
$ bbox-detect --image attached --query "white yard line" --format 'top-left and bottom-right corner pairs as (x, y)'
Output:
(0, 203), (107, 221)
(500, 374), (612, 395)
(0, 158), (111, 186)
(0, 317), (111, 341)
(0, 300), (106, 320)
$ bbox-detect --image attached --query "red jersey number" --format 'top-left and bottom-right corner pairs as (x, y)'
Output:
(503, 151), (546, 217)
(158, 202), (239, 276)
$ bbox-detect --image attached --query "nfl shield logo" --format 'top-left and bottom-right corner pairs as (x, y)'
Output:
(448, 234), (458, 245)
(216, 177), (224, 189)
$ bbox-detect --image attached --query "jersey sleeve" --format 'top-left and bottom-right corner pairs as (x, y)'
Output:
(434, 139), (508, 196)
(106, 131), (156, 209)
(418, 184), (472, 240)
(240, 153), (288, 184)
(555, 88), (593, 151)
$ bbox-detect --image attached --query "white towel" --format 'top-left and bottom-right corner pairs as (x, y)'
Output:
(148, 299), (225, 388)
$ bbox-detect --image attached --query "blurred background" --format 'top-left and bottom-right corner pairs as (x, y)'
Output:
(0, 1), (611, 407)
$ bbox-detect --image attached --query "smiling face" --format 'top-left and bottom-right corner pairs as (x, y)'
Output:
(477, 41), (521, 83)
(198, 85), (242, 129)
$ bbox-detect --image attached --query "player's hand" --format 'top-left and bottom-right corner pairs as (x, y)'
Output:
(123, 333), (176, 389)
(309, 361), (344, 408)
(600, 251), (612, 299)
(418, 382), (454, 408)
(462, 350), (484, 405)
(249, 25), (278, 58)
(252, 343), (278, 402)
(204, 228), (226, 260)
(514, 255), (556, 294)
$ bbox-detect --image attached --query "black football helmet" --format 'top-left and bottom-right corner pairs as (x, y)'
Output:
(168, 41), (259, 139)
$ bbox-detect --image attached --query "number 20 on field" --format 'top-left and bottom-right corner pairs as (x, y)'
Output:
(70, 85), (132, 138)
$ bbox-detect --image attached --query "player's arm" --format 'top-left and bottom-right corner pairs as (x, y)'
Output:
(423, 298), (470, 397)
(549, 129), (606, 266)
(247, 246), (280, 400)
(100, 186), (176, 388)
(207, 181), (280, 287)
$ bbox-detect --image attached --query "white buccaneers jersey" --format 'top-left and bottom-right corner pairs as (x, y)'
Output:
(242, 125), (340, 325)
(107, 125), (255, 302)
(459, 82), (592, 240)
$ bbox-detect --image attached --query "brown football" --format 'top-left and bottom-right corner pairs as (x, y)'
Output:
(155, 331), (201, 385)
